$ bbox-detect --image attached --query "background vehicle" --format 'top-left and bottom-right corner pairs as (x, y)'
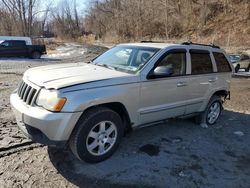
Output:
(229, 54), (250, 73)
(10, 42), (232, 163)
(0, 38), (46, 59)
(0, 36), (32, 45)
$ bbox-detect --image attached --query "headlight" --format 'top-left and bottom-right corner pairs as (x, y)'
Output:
(36, 89), (67, 112)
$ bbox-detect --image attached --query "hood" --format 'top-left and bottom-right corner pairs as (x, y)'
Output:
(23, 63), (134, 89)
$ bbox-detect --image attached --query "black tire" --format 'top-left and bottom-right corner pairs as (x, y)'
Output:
(235, 64), (240, 73)
(195, 95), (223, 126)
(31, 51), (41, 59)
(245, 64), (250, 72)
(69, 107), (124, 163)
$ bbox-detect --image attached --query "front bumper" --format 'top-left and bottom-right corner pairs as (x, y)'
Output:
(10, 92), (82, 146)
(21, 123), (67, 147)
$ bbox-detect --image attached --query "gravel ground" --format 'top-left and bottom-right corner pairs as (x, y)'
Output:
(0, 44), (250, 188)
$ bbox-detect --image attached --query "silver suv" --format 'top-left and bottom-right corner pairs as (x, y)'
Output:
(10, 42), (232, 162)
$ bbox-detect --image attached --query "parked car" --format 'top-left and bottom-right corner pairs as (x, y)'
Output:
(0, 36), (32, 45)
(0, 38), (46, 59)
(229, 53), (250, 73)
(10, 42), (232, 163)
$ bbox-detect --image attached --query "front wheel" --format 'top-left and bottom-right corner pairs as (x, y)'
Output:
(70, 107), (124, 163)
(234, 64), (240, 73)
(31, 51), (41, 59)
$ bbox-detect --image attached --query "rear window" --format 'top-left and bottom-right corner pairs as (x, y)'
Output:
(190, 50), (213, 74)
(241, 54), (250, 60)
(213, 52), (232, 72)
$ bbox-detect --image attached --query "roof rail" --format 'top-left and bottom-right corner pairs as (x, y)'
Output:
(181, 41), (220, 49)
(140, 40), (164, 43)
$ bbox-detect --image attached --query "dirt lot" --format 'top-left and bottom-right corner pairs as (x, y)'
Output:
(0, 44), (250, 188)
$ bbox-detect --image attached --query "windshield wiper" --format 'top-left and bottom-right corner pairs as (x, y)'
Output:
(87, 60), (93, 64)
(96, 63), (116, 70)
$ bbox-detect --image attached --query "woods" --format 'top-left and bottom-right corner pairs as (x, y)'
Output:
(0, 0), (84, 39)
(0, 0), (249, 46)
(0, 0), (47, 36)
(85, 0), (250, 45)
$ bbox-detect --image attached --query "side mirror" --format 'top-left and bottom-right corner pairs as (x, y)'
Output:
(148, 66), (174, 79)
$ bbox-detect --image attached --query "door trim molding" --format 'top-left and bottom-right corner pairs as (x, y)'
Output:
(139, 100), (204, 115)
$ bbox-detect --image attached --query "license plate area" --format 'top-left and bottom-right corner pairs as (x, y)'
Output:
(13, 108), (24, 126)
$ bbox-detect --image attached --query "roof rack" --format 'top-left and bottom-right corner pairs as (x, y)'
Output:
(140, 40), (164, 43)
(181, 41), (220, 49)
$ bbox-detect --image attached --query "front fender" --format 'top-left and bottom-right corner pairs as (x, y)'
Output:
(60, 83), (140, 125)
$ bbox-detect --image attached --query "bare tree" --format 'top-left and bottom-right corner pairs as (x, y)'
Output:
(1, 0), (40, 36)
(51, 0), (84, 39)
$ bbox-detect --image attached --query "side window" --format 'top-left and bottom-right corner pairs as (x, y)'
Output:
(213, 52), (232, 72)
(156, 52), (186, 76)
(12, 40), (26, 47)
(1, 41), (10, 47)
(241, 54), (250, 61)
(190, 51), (213, 74)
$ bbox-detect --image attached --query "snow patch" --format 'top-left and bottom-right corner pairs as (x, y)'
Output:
(44, 43), (87, 59)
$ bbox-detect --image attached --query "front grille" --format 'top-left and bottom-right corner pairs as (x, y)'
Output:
(17, 81), (38, 106)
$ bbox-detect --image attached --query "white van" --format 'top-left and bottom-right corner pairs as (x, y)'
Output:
(0, 36), (32, 45)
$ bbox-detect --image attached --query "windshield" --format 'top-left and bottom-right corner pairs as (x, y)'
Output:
(229, 55), (241, 62)
(92, 46), (159, 74)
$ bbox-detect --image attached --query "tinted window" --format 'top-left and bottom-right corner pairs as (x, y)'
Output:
(241, 54), (250, 60)
(11, 40), (26, 47)
(213, 52), (232, 72)
(157, 52), (186, 76)
(191, 51), (213, 74)
(0, 41), (10, 47)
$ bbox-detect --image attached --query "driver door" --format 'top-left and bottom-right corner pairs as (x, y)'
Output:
(0, 41), (12, 57)
(139, 49), (189, 124)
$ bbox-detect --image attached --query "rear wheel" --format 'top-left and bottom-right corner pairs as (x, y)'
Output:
(31, 51), (41, 59)
(206, 100), (222, 125)
(195, 95), (223, 126)
(70, 107), (124, 163)
(245, 64), (250, 72)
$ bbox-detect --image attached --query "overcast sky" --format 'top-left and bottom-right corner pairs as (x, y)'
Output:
(42, 0), (90, 16)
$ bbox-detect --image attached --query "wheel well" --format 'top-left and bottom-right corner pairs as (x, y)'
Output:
(32, 51), (40, 54)
(213, 90), (229, 98)
(82, 102), (132, 133)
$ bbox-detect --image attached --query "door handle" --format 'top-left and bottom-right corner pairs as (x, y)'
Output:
(208, 78), (217, 83)
(177, 82), (187, 87)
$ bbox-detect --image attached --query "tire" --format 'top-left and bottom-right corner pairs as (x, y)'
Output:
(195, 95), (223, 126)
(234, 64), (240, 73)
(245, 64), (250, 72)
(69, 107), (124, 163)
(31, 51), (41, 59)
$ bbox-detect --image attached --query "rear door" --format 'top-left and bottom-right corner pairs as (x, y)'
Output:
(9, 40), (28, 57)
(185, 49), (217, 114)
